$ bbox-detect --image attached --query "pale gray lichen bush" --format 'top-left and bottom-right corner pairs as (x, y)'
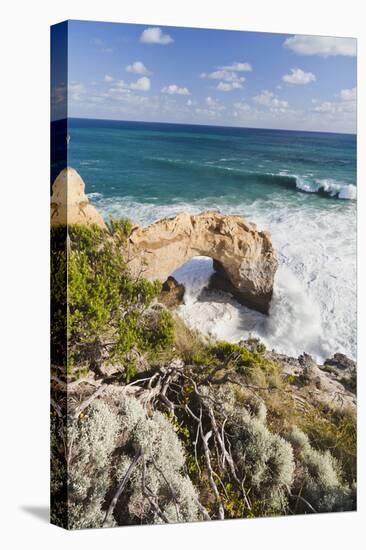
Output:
(117, 395), (201, 524)
(67, 400), (120, 529)
(198, 385), (295, 514)
(52, 394), (202, 529)
(50, 415), (67, 496)
(229, 404), (295, 514)
(286, 427), (355, 512)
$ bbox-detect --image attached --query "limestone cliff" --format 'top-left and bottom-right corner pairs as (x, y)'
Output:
(125, 211), (278, 313)
(50, 167), (107, 229)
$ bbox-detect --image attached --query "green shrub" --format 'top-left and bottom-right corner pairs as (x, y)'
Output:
(51, 224), (174, 373)
(142, 308), (175, 352)
(108, 217), (134, 244)
(51, 226), (68, 367)
(209, 340), (282, 386)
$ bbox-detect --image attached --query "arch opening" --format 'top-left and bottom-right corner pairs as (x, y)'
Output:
(159, 255), (235, 309)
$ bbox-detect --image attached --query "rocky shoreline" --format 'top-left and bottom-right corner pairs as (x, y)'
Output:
(156, 276), (356, 411)
(51, 168), (357, 527)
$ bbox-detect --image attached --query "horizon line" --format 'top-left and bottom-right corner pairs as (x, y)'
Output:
(51, 116), (357, 136)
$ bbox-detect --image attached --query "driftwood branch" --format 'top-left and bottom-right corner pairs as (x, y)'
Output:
(141, 456), (170, 523)
(196, 405), (225, 521)
(103, 450), (142, 527)
(69, 384), (108, 420)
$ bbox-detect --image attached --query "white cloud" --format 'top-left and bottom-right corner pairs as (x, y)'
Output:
(104, 75), (114, 82)
(126, 61), (151, 75)
(129, 77), (151, 91)
(161, 84), (190, 95)
(312, 88), (357, 123)
(282, 68), (316, 85)
(110, 77), (151, 93)
(140, 27), (174, 45)
(92, 38), (113, 53)
(206, 96), (217, 107)
(312, 101), (335, 114)
(195, 107), (224, 120)
(201, 69), (245, 84)
(219, 62), (252, 72)
(253, 90), (289, 111)
(283, 35), (356, 57)
(216, 81), (243, 92)
(312, 91), (356, 116)
(205, 96), (225, 110)
(339, 87), (356, 101)
(234, 101), (251, 112)
(68, 82), (85, 101)
(312, 100), (355, 115)
(201, 67), (246, 92)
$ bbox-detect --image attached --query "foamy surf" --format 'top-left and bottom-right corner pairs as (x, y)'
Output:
(168, 199), (355, 362)
(89, 191), (356, 362)
(294, 176), (357, 200)
(172, 259), (330, 362)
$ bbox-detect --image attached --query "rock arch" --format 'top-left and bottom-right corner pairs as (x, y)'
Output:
(50, 168), (278, 314)
(126, 211), (278, 313)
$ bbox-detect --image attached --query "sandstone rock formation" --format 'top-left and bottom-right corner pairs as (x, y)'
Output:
(51, 168), (278, 313)
(126, 211), (278, 313)
(50, 167), (107, 229)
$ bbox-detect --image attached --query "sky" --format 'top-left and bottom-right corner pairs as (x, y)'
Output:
(52, 20), (357, 133)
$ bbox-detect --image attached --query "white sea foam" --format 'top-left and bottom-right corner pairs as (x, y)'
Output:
(294, 176), (356, 200)
(338, 184), (357, 200)
(91, 193), (356, 361)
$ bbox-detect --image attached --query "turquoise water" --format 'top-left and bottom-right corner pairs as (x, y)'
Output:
(66, 119), (357, 361)
(68, 119), (356, 208)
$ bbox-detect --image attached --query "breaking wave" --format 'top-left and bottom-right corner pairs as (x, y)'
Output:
(146, 157), (356, 200)
(294, 176), (357, 200)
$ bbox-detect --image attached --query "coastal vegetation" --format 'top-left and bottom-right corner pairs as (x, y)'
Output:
(51, 220), (356, 529)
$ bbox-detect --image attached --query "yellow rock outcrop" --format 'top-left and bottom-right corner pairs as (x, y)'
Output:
(50, 167), (107, 229)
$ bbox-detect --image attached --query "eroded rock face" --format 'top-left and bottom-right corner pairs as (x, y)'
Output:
(256, 343), (356, 410)
(50, 167), (107, 229)
(125, 211), (278, 313)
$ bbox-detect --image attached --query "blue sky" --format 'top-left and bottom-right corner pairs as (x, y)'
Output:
(53, 20), (357, 133)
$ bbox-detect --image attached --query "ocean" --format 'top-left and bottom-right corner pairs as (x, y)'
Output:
(66, 118), (357, 361)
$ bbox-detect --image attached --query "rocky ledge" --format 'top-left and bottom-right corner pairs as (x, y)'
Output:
(263, 347), (356, 410)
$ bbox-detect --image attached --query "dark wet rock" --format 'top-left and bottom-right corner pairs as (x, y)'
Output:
(321, 353), (357, 394)
(159, 276), (185, 308)
(324, 353), (356, 373)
